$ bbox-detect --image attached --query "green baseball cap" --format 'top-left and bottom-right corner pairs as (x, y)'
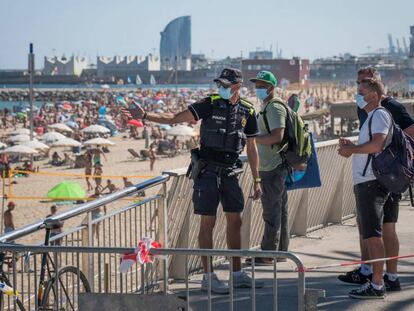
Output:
(249, 70), (278, 87)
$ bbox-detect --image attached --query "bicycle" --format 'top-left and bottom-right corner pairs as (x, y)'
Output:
(0, 218), (91, 310)
(0, 252), (25, 310)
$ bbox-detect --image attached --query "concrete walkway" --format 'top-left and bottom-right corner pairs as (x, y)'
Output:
(170, 200), (414, 310)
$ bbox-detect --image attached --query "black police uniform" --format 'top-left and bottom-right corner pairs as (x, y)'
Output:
(188, 95), (259, 216)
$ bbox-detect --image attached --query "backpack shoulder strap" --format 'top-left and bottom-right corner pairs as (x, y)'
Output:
(362, 107), (384, 176)
(261, 98), (286, 134)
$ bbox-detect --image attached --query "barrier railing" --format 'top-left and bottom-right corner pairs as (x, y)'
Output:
(0, 244), (306, 311)
(165, 138), (356, 277)
(0, 137), (354, 309)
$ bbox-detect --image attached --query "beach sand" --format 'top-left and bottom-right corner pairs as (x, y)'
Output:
(2, 133), (192, 244)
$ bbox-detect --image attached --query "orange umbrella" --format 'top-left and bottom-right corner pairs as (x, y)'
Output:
(128, 119), (144, 127)
(62, 103), (72, 111)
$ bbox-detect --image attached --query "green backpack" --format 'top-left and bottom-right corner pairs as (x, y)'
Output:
(262, 98), (312, 171)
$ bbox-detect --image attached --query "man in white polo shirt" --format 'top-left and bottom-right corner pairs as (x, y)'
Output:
(338, 78), (392, 299)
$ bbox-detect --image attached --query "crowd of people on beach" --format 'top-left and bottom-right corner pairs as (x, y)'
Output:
(0, 69), (412, 305)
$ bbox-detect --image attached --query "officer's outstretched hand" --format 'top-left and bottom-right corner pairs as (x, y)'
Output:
(251, 183), (263, 200)
(121, 100), (145, 120)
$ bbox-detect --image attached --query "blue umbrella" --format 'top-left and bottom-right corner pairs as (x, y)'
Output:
(66, 121), (79, 129)
(116, 96), (126, 106)
(159, 124), (172, 131)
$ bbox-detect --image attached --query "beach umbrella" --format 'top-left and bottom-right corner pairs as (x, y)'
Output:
(83, 138), (115, 147)
(166, 125), (196, 137)
(159, 124), (172, 131)
(16, 112), (26, 120)
(81, 125), (110, 134)
(40, 132), (67, 143)
(21, 140), (50, 151)
(47, 181), (86, 201)
(0, 145), (38, 155)
(8, 134), (31, 143)
(127, 119), (143, 127)
(49, 123), (73, 133)
(51, 138), (81, 148)
(62, 103), (72, 111)
(65, 120), (79, 129)
(116, 96), (127, 105)
(9, 128), (30, 136)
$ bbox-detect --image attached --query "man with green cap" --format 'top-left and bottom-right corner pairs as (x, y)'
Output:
(247, 70), (290, 265)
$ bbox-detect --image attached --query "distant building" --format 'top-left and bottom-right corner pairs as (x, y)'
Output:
(43, 56), (88, 76)
(191, 54), (208, 70)
(160, 16), (191, 71)
(409, 26), (414, 69)
(249, 50), (273, 60)
(242, 58), (309, 87)
(96, 54), (160, 78)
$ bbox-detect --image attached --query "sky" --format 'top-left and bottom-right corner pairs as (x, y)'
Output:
(0, 0), (413, 69)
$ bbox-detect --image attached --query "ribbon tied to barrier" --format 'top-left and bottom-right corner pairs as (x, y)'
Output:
(120, 238), (162, 273)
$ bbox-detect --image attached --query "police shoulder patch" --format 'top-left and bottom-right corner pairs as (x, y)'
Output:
(240, 98), (255, 115)
(208, 93), (220, 104)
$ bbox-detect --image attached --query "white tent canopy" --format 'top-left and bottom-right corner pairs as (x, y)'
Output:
(40, 132), (67, 143)
(83, 138), (115, 147)
(81, 125), (110, 134)
(51, 138), (81, 148)
(9, 128), (30, 136)
(49, 123), (73, 133)
(166, 125), (196, 137)
(8, 134), (33, 143)
(21, 140), (50, 151)
(0, 145), (38, 155)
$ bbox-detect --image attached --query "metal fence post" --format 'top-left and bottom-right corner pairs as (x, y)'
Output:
(81, 213), (94, 290)
(158, 181), (169, 293)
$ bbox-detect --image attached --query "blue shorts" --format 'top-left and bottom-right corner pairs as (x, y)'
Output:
(192, 170), (244, 216)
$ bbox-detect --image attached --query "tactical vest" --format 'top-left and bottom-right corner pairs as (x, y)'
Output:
(200, 95), (255, 154)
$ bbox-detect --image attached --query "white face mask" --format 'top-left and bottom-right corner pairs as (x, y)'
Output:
(355, 94), (368, 109)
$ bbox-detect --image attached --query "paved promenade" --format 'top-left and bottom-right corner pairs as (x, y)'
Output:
(171, 199), (414, 310)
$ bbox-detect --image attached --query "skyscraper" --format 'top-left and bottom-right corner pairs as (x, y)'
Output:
(160, 16), (191, 71)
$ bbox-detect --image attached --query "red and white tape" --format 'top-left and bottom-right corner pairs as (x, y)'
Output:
(297, 253), (414, 273)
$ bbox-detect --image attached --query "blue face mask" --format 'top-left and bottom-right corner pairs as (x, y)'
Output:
(355, 94), (368, 109)
(256, 88), (268, 100)
(219, 86), (233, 100)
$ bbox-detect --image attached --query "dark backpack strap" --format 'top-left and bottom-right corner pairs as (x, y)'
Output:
(261, 102), (271, 134)
(261, 99), (289, 151)
(362, 108), (384, 177)
(362, 116), (373, 177)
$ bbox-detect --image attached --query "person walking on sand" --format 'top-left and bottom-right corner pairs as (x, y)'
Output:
(94, 163), (103, 191)
(84, 150), (93, 191)
(4, 201), (16, 234)
(149, 143), (156, 171)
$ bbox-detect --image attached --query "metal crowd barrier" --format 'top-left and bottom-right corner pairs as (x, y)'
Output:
(0, 244), (305, 311)
(165, 138), (357, 277)
(0, 137), (356, 309)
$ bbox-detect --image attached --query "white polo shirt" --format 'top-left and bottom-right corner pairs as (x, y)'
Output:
(352, 108), (392, 185)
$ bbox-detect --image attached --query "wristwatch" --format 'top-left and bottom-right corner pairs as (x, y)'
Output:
(254, 178), (262, 184)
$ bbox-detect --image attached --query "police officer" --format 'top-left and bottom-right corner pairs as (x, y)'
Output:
(122, 68), (263, 294)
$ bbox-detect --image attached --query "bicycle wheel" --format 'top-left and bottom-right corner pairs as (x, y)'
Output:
(40, 266), (91, 311)
(0, 273), (26, 311)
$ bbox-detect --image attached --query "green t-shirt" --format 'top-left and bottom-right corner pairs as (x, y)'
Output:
(257, 98), (286, 172)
